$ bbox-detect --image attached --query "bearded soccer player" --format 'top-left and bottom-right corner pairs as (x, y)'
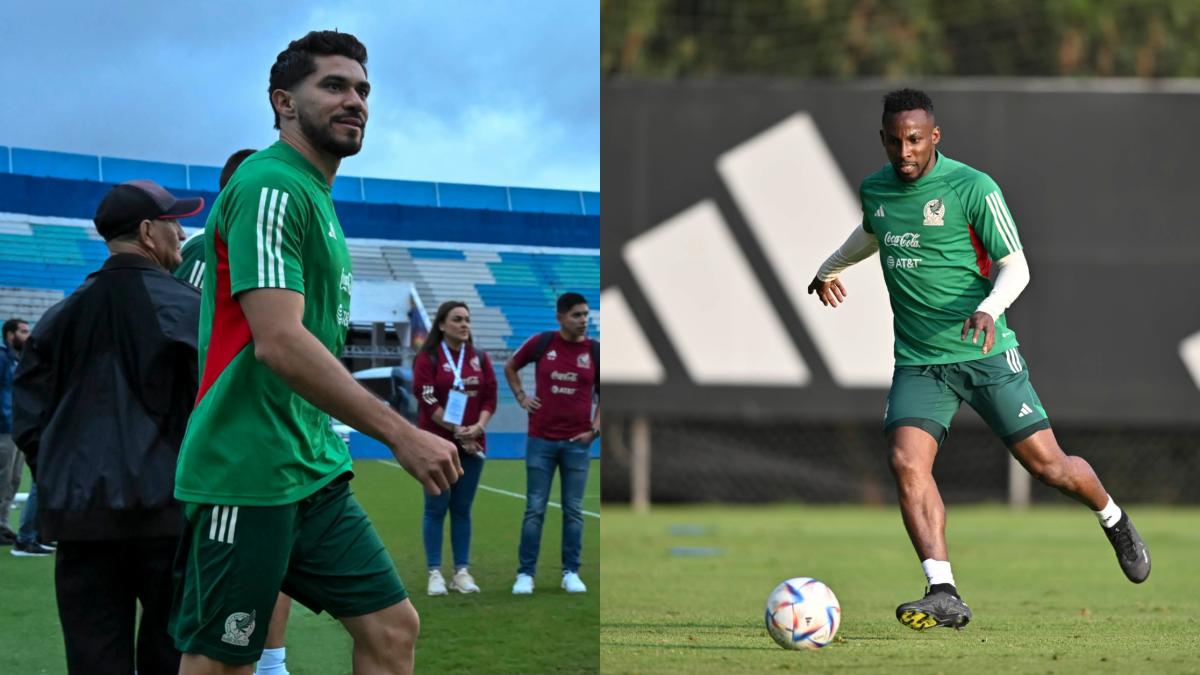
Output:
(807, 89), (1150, 631)
(170, 31), (460, 675)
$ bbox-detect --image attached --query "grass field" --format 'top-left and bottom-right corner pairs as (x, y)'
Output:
(602, 504), (1200, 674)
(0, 458), (599, 674)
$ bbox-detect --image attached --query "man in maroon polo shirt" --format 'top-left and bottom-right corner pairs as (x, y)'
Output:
(504, 292), (599, 595)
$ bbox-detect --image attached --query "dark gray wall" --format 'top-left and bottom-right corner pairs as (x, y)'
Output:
(603, 79), (1200, 424)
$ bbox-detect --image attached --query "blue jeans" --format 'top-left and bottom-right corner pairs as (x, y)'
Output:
(17, 481), (38, 545)
(423, 451), (485, 569)
(518, 436), (591, 575)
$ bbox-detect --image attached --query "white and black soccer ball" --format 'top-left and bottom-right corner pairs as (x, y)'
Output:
(764, 577), (841, 650)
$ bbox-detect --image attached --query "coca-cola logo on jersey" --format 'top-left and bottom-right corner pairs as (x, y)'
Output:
(551, 371), (579, 382)
(884, 232), (921, 248)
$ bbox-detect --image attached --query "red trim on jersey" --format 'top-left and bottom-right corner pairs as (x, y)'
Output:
(968, 224), (991, 278)
(195, 228), (253, 404)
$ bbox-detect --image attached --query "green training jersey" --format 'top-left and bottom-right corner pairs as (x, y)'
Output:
(175, 140), (354, 506)
(860, 152), (1022, 366)
(174, 233), (206, 289)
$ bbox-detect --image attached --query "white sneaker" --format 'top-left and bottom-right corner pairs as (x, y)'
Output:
(512, 573), (534, 595)
(427, 569), (448, 596)
(451, 568), (480, 593)
(562, 571), (587, 593)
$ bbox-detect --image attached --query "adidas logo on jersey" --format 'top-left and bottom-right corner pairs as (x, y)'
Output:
(874, 204), (886, 218)
(1018, 403), (1034, 418)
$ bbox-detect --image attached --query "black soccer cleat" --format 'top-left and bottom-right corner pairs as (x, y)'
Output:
(1103, 512), (1151, 583)
(896, 585), (972, 631)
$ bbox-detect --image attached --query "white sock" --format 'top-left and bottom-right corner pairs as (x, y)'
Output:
(256, 647), (288, 675)
(1094, 496), (1122, 529)
(921, 559), (955, 587)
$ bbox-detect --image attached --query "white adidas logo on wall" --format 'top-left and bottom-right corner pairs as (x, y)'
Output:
(602, 113), (894, 387)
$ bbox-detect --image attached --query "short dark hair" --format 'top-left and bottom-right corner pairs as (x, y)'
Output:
(556, 292), (588, 314)
(219, 149), (257, 190)
(882, 88), (935, 125)
(269, 30), (368, 129)
(3, 318), (27, 339)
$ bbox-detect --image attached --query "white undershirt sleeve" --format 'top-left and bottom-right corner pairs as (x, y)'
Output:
(816, 225), (880, 281)
(974, 250), (1030, 320)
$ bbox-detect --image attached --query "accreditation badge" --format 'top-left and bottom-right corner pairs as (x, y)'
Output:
(444, 388), (468, 425)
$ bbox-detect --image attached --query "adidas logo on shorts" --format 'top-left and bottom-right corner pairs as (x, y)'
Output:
(1018, 403), (1034, 418)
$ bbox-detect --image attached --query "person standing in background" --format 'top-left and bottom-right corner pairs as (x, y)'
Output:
(0, 318), (30, 548)
(505, 292), (599, 595)
(13, 179), (202, 674)
(413, 301), (497, 596)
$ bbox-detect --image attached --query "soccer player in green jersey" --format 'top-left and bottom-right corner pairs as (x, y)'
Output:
(807, 89), (1150, 631)
(175, 149), (256, 290)
(170, 31), (461, 675)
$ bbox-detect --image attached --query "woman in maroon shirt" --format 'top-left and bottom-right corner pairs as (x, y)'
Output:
(412, 301), (497, 596)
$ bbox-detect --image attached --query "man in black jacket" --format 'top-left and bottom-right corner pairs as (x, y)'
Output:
(13, 179), (204, 675)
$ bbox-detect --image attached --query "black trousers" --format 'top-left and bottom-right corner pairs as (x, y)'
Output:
(55, 537), (181, 675)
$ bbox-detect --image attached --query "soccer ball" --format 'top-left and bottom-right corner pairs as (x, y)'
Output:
(764, 577), (841, 650)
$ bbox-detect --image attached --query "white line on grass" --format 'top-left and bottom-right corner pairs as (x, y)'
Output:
(377, 460), (600, 519)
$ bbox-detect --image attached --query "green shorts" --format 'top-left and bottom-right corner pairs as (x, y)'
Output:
(884, 347), (1051, 446)
(169, 475), (408, 666)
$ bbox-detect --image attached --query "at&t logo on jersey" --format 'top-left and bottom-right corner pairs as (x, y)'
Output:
(886, 255), (922, 270)
(883, 232), (921, 248)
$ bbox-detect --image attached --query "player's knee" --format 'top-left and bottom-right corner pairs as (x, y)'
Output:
(1028, 456), (1068, 488)
(370, 602), (419, 659)
(888, 446), (925, 479)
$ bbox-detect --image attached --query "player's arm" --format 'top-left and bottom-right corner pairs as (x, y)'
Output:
(504, 344), (540, 411)
(807, 224), (880, 308)
(459, 355), (497, 441)
(962, 251), (1031, 354)
(412, 352), (458, 435)
(240, 288), (462, 494)
(959, 176), (1027, 354)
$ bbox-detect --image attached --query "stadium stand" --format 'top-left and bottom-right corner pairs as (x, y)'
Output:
(0, 146), (599, 458)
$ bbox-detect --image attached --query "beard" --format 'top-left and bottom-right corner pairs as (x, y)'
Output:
(298, 106), (364, 158)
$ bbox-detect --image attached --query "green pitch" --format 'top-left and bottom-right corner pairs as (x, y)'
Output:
(602, 504), (1199, 674)
(0, 459), (599, 674)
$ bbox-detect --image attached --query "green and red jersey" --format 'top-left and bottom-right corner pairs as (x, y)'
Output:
(175, 141), (353, 506)
(860, 152), (1023, 366)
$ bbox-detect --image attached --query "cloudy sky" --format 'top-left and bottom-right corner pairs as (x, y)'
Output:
(0, 1), (598, 191)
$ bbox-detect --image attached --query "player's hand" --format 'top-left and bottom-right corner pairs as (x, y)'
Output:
(568, 429), (596, 444)
(459, 439), (482, 455)
(455, 423), (483, 440)
(961, 311), (996, 354)
(807, 275), (847, 308)
(520, 395), (542, 412)
(393, 427), (463, 495)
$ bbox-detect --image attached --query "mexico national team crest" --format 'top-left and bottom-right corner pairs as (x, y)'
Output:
(222, 610), (256, 647)
(470, 356), (481, 371)
(577, 353), (591, 369)
(923, 198), (945, 226)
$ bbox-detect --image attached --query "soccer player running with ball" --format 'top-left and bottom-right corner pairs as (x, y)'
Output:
(170, 31), (460, 675)
(807, 89), (1150, 632)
